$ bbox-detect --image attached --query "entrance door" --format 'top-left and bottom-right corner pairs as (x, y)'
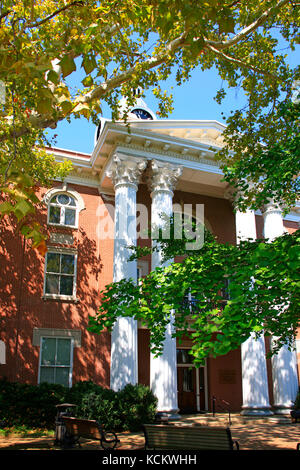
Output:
(177, 367), (197, 413)
(177, 348), (207, 413)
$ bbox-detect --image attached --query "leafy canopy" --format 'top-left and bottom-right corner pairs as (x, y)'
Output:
(88, 218), (300, 365)
(0, 1), (299, 231)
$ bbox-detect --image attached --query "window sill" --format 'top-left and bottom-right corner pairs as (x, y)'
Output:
(42, 294), (80, 303)
(47, 223), (78, 230)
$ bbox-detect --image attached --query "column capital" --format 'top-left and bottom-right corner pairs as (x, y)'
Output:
(261, 200), (282, 217)
(106, 154), (147, 191)
(148, 159), (182, 196)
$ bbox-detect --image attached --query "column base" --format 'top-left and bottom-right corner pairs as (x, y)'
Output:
(241, 407), (274, 417)
(155, 411), (181, 422)
(273, 406), (293, 415)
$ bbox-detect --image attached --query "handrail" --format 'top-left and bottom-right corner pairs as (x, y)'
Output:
(212, 395), (232, 426)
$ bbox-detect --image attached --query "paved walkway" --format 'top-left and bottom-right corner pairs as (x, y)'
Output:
(0, 414), (299, 451)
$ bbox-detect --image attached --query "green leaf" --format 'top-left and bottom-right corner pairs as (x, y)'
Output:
(59, 55), (76, 78)
(82, 55), (97, 75)
(14, 199), (34, 218)
(36, 98), (52, 115)
(47, 69), (59, 85)
(0, 201), (14, 215)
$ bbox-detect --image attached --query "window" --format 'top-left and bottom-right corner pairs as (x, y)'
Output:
(39, 337), (73, 387)
(44, 251), (77, 298)
(48, 193), (77, 227)
(177, 348), (193, 365)
(183, 368), (193, 392)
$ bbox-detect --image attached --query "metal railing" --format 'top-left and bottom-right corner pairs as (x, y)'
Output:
(211, 395), (232, 426)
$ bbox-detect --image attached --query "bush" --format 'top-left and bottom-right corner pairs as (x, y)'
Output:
(117, 384), (158, 431)
(293, 388), (300, 409)
(0, 379), (66, 428)
(0, 379), (157, 431)
(74, 383), (158, 431)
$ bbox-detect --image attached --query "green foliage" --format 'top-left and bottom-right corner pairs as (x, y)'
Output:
(0, 379), (66, 428)
(219, 100), (300, 213)
(89, 229), (300, 366)
(0, 379), (157, 431)
(293, 388), (300, 409)
(0, 0), (299, 223)
(76, 383), (157, 431)
(117, 384), (158, 431)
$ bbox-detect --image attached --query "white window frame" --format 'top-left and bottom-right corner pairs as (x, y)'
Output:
(43, 248), (78, 301)
(47, 192), (78, 229)
(38, 336), (74, 388)
(43, 187), (85, 230)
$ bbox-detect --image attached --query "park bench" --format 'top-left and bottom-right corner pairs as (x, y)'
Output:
(62, 416), (120, 449)
(143, 424), (239, 450)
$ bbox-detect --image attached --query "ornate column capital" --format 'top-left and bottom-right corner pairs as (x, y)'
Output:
(106, 154), (147, 191)
(261, 200), (282, 217)
(148, 159), (182, 196)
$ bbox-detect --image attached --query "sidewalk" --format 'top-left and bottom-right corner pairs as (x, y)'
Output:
(0, 414), (299, 451)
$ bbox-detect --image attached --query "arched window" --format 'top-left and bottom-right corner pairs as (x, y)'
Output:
(48, 193), (78, 227)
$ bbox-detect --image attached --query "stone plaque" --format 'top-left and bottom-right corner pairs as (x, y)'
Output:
(218, 369), (236, 385)
(50, 233), (74, 245)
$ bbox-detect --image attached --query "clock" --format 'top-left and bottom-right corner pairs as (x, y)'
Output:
(131, 108), (153, 120)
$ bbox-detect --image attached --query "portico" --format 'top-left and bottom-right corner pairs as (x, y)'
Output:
(57, 106), (299, 416)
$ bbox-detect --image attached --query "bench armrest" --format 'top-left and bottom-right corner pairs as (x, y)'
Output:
(96, 422), (120, 449)
(233, 440), (239, 450)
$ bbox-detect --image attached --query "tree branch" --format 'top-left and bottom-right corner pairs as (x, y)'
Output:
(80, 31), (189, 105)
(0, 30), (189, 142)
(205, 0), (290, 50)
(0, 9), (12, 21)
(24, 0), (84, 29)
(205, 43), (277, 79)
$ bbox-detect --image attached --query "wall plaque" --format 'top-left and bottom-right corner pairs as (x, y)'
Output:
(218, 369), (236, 385)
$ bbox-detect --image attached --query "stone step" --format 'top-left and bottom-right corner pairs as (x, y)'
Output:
(175, 413), (293, 426)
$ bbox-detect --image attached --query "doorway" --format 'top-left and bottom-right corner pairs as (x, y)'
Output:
(177, 348), (207, 413)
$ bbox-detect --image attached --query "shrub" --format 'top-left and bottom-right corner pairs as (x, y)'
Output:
(0, 379), (67, 428)
(117, 384), (158, 431)
(73, 383), (157, 431)
(0, 379), (157, 431)
(293, 388), (300, 409)
(77, 389), (122, 430)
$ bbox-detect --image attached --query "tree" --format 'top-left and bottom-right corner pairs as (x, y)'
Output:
(88, 219), (300, 366)
(0, 1), (299, 244)
(218, 97), (300, 214)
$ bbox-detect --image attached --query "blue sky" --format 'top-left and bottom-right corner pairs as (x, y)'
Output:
(46, 43), (299, 155)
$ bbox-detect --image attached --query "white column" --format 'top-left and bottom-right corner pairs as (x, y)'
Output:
(106, 154), (147, 391)
(235, 207), (273, 416)
(262, 202), (299, 414)
(148, 159), (182, 418)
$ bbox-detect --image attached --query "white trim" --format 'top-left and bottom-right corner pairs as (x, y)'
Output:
(0, 340), (5, 365)
(196, 368), (200, 412)
(44, 187), (85, 230)
(176, 346), (208, 411)
(43, 187), (85, 211)
(33, 328), (81, 347)
(38, 336), (74, 388)
(43, 250), (78, 301)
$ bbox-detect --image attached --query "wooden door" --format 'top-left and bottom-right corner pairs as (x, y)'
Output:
(177, 367), (197, 413)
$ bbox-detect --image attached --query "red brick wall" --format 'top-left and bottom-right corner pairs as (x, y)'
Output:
(0, 183), (113, 386)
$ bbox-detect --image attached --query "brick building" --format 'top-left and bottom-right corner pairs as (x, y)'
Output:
(1, 97), (299, 417)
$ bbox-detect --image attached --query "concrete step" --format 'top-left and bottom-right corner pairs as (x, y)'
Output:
(175, 412), (293, 426)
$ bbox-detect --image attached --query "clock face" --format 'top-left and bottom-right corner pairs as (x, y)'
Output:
(131, 108), (153, 120)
